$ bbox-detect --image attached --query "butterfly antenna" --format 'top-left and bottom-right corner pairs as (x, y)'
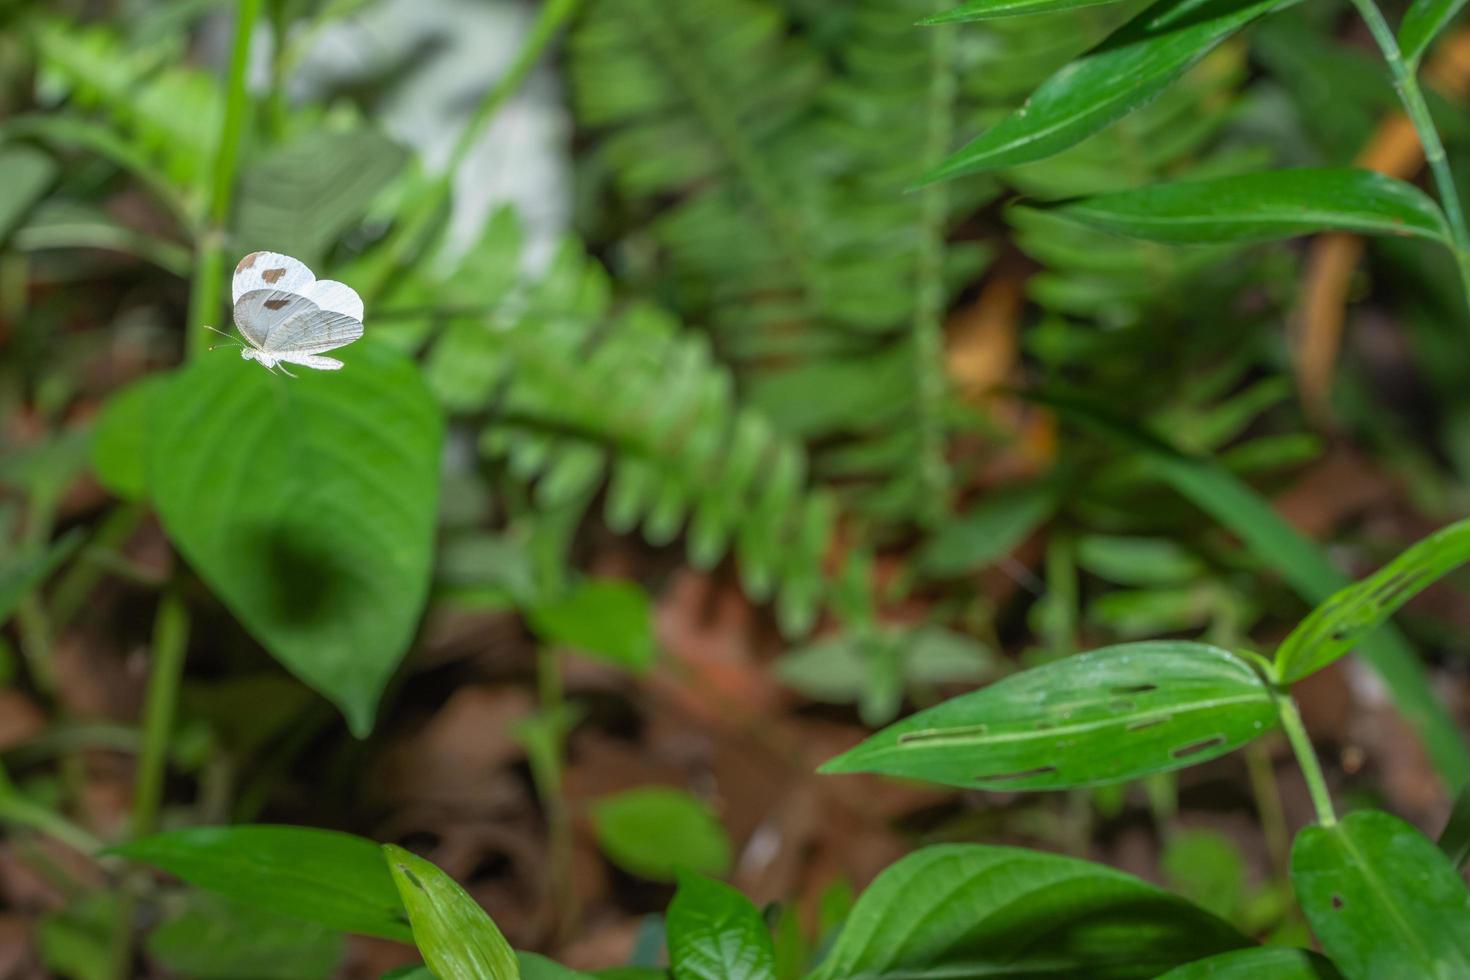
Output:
(203, 325), (244, 350)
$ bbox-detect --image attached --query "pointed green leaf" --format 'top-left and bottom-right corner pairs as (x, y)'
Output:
(0, 145), (56, 240)
(592, 788), (732, 882)
(926, 0), (1289, 181)
(1292, 810), (1470, 979)
(820, 641), (1276, 790)
(384, 845), (519, 980)
(667, 874), (775, 980)
(1399, 0), (1469, 66)
(147, 342), (443, 735)
(1275, 516), (1470, 683)
(813, 844), (1248, 979)
(1042, 169), (1449, 246)
(527, 578), (655, 672)
(923, 0), (1134, 22)
(108, 826), (411, 941)
(517, 951), (595, 979)
(1153, 947), (1342, 979)
(1437, 782), (1470, 870)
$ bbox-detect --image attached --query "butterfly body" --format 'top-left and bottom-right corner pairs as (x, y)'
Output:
(224, 252), (364, 375)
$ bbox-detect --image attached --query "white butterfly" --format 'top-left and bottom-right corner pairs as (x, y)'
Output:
(209, 251), (365, 377)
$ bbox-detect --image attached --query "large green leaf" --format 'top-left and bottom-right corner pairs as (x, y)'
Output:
(146, 893), (343, 980)
(812, 844), (1247, 979)
(1275, 516), (1470, 683)
(923, 0), (1132, 22)
(384, 844), (520, 980)
(592, 788), (732, 882)
(234, 128), (408, 267)
(1036, 390), (1470, 788)
(666, 874), (775, 980)
(1153, 947), (1342, 979)
(820, 641), (1276, 790)
(925, 0), (1288, 181)
(1399, 0), (1468, 66)
(1292, 810), (1470, 979)
(91, 373), (171, 500)
(147, 341), (443, 735)
(108, 826), (411, 941)
(1044, 169), (1449, 245)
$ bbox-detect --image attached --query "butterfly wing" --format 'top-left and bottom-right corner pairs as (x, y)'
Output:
(233, 289), (316, 349)
(299, 279), (364, 322)
(232, 252), (314, 304)
(261, 304), (364, 356)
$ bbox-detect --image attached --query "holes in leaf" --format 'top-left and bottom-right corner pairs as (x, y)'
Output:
(1331, 894), (1344, 910)
(898, 724), (987, 744)
(1171, 735), (1227, 759)
(1126, 716), (1169, 733)
(1112, 683), (1158, 695)
(976, 765), (1057, 784)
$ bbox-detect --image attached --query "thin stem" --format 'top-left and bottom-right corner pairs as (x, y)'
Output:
(912, 20), (958, 526)
(1245, 740), (1290, 875)
(358, 0), (584, 301)
(0, 762), (103, 855)
(532, 647), (577, 942)
(1350, 0), (1470, 307)
(1271, 684), (1337, 827)
(185, 0), (265, 360)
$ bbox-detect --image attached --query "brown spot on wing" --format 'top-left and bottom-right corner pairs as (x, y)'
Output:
(264, 299), (290, 310)
(238, 252), (261, 270)
(261, 267), (288, 284)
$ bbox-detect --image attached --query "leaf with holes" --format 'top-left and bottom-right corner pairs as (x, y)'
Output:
(147, 341), (443, 735)
(384, 845), (520, 980)
(924, 0), (1288, 181)
(819, 641), (1276, 790)
(1275, 516), (1470, 683)
(1292, 810), (1470, 979)
(812, 844), (1247, 979)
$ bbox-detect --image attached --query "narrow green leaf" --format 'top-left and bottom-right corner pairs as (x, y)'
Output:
(1153, 947), (1342, 979)
(90, 374), (171, 500)
(1276, 517), (1470, 682)
(0, 144), (57, 240)
(384, 844), (520, 980)
(1043, 169), (1449, 245)
(1399, 0), (1468, 66)
(0, 530), (82, 630)
(925, 0), (1289, 181)
(923, 0), (1134, 23)
(1036, 390), (1470, 788)
(108, 826), (411, 941)
(919, 482), (1058, 576)
(666, 874), (776, 980)
(147, 342), (444, 735)
(813, 844), (1248, 979)
(527, 578), (655, 672)
(592, 788), (732, 882)
(1292, 810), (1470, 979)
(1437, 782), (1470, 870)
(820, 641), (1276, 791)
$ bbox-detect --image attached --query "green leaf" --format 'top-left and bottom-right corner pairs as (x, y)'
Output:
(1161, 829), (1245, 921)
(384, 844), (520, 980)
(1399, 0), (1468, 66)
(1437, 782), (1470, 870)
(918, 482), (1058, 576)
(108, 826), (411, 941)
(0, 530), (82, 630)
(0, 144), (57, 240)
(527, 578), (655, 672)
(592, 788), (732, 882)
(1152, 947), (1343, 979)
(147, 342), (443, 735)
(518, 951), (596, 979)
(90, 373), (171, 500)
(813, 844), (1248, 979)
(820, 641), (1275, 790)
(1076, 535), (1205, 587)
(926, 0), (1287, 181)
(39, 894), (117, 980)
(1275, 516), (1470, 683)
(1291, 810), (1470, 979)
(1036, 390), (1470, 788)
(235, 128), (408, 267)
(1042, 169), (1449, 245)
(666, 874), (775, 980)
(146, 893), (344, 980)
(923, 0), (1134, 22)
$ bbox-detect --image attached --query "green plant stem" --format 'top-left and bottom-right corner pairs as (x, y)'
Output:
(48, 503), (147, 629)
(1271, 684), (1337, 827)
(109, 588), (190, 980)
(532, 647), (578, 942)
(185, 0), (265, 360)
(1245, 740), (1290, 875)
(359, 0), (584, 301)
(0, 762), (102, 855)
(1350, 0), (1470, 307)
(912, 19), (957, 526)
(266, 0), (291, 140)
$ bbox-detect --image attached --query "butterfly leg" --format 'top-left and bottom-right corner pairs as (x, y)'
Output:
(278, 363), (299, 379)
